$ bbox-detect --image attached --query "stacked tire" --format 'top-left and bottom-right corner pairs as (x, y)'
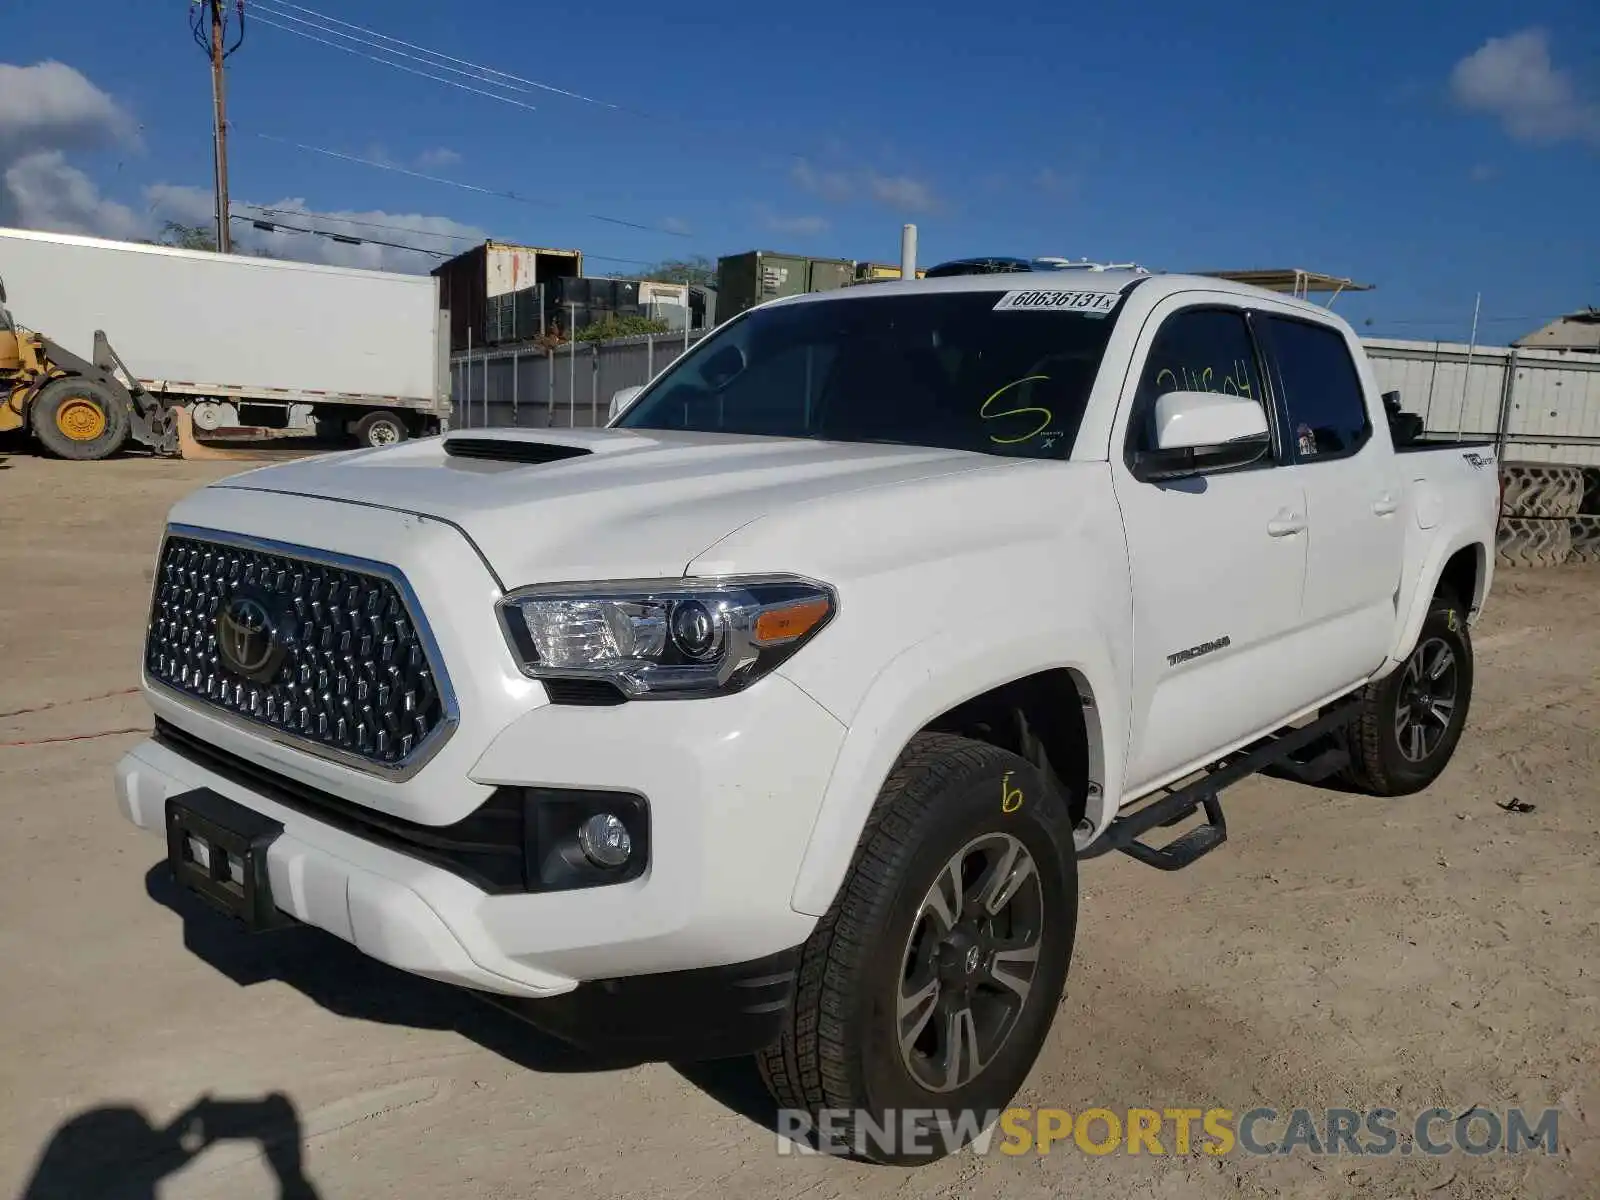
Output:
(1571, 467), (1600, 564)
(1497, 463), (1587, 569)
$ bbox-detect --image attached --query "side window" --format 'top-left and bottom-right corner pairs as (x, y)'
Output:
(1264, 316), (1372, 461)
(1126, 308), (1268, 457)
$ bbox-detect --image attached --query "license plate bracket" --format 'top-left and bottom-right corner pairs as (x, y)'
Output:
(165, 789), (292, 931)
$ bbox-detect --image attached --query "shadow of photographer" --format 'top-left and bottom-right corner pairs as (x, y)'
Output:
(19, 1091), (319, 1200)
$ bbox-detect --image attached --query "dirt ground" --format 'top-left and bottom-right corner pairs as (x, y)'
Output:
(1, 450), (1596, 1200)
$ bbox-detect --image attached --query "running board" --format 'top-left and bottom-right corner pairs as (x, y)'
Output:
(1080, 702), (1360, 871)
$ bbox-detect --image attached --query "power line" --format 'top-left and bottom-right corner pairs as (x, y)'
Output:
(235, 204), (477, 243)
(231, 211), (450, 257)
(248, 129), (692, 237)
(251, 13), (539, 111)
(253, 2), (543, 98)
(262, 0), (619, 109)
(234, 204), (661, 265)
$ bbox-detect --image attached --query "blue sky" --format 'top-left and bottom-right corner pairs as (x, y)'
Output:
(2, 0), (1597, 341)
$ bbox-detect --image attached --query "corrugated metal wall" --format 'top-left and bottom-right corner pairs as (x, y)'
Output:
(1363, 338), (1600, 466)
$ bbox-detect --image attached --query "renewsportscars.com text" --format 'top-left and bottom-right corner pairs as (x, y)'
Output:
(775, 1105), (1562, 1159)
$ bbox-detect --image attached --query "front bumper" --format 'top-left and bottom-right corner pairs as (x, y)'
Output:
(117, 670), (843, 1002)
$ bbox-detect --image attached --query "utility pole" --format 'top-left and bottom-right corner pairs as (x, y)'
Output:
(193, 2), (246, 253)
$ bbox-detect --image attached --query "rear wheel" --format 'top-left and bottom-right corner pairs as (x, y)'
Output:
(30, 377), (130, 461)
(353, 410), (408, 449)
(1344, 590), (1474, 795)
(757, 733), (1078, 1164)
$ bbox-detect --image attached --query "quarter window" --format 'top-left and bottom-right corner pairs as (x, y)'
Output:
(1264, 316), (1372, 461)
(1127, 308), (1268, 457)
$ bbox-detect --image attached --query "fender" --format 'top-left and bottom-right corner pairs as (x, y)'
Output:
(1383, 533), (1489, 673)
(786, 627), (1125, 918)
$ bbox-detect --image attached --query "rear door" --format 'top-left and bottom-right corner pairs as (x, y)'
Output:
(1256, 313), (1404, 696)
(1110, 298), (1310, 794)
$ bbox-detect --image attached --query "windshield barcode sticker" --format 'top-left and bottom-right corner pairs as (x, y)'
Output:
(994, 290), (1119, 316)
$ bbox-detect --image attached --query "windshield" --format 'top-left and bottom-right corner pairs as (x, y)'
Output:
(615, 289), (1123, 459)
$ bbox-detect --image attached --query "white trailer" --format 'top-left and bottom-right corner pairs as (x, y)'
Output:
(0, 226), (452, 452)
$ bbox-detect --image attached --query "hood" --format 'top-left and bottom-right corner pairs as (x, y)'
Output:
(212, 427), (1007, 586)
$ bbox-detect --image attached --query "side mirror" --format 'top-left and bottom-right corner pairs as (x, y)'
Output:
(608, 385), (643, 421)
(1133, 390), (1270, 481)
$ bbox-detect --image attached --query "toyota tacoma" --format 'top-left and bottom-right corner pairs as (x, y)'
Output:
(116, 267), (1500, 1163)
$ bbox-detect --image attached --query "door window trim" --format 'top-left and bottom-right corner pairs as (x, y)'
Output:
(1117, 301), (1290, 479)
(1253, 311), (1374, 466)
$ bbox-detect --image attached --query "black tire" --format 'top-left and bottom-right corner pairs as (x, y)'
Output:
(757, 732), (1078, 1165)
(1343, 589), (1474, 796)
(353, 410), (408, 449)
(30, 376), (131, 461)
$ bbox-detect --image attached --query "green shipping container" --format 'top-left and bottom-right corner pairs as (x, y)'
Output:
(714, 251), (859, 324)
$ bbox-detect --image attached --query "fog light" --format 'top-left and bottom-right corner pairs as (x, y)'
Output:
(577, 812), (632, 868)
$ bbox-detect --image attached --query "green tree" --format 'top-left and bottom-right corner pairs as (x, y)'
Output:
(150, 221), (217, 251)
(573, 314), (671, 343)
(639, 255), (715, 288)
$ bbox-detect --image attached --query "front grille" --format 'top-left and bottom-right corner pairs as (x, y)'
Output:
(145, 531), (451, 770)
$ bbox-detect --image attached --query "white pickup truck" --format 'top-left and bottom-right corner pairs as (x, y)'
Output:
(116, 267), (1500, 1163)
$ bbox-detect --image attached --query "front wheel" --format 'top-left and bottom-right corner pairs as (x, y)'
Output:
(1344, 589), (1474, 795)
(30, 376), (131, 460)
(758, 733), (1078, 1165)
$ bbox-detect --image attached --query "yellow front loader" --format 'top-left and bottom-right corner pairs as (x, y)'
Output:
(0, 274), (184, 460)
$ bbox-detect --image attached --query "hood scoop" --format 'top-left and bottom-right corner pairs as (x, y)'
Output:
(442, 437), (594, 465)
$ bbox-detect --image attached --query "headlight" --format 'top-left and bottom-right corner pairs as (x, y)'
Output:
(497, 575), (836, 699)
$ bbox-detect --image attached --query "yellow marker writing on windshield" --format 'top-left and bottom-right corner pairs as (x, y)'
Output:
(981, 375), (1053, 444)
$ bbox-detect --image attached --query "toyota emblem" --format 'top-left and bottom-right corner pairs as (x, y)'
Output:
(216, 588), (288, 684)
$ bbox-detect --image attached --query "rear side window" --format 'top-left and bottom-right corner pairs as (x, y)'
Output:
(1126, 308), (1268, 456)
(1265, 316), (1372, 461)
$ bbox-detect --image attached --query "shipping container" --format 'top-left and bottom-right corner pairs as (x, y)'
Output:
(853, 262), (928, 281)
(808, 257), (855, 293)
(431, 240), (582, 350)
(714, 251), (857, 323)
(640, 280), (689, 308)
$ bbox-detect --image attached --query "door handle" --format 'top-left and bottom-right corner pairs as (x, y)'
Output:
(1372, 494), (1398, 516)
(1267, 510), (1306, 537)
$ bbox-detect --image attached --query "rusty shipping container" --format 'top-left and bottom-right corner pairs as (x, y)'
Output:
(432, 240), (583, 350)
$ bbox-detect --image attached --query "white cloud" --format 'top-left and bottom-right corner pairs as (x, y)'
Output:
(0, 60), (144, 235)
(162, 189), (486, 272)
(0, 60), (481, 274)
(660, 215), (693, 236)
(415, 146), (461, 170)
(3, 150), (144, 239)
(0, 60), (136, 160)
(791, 157), (943, 214)
(791, 158), (856, 203)
(1468, 162), (1497, 183)
(1449, 28), (1600, 146)
(865, 171), (939, 213)
(762, 211), (830, 236)
(1034, 168), (1076, 198)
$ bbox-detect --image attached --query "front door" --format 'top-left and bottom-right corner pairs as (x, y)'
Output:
(1110, 300), (1309, 795)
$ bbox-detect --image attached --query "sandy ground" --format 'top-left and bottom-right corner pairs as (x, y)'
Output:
(1, 450), (1596, 1200)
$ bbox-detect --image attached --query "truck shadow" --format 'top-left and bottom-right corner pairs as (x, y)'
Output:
(142, 861), (792, 1140)
(18, 1091), (320, 1200)
(143, 863), (635, 1077)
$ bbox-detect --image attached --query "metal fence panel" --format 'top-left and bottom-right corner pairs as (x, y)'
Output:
(454, 330), (1600, 466)
(1363, 338), (1600, 466)
(451, 330), (707, 430)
